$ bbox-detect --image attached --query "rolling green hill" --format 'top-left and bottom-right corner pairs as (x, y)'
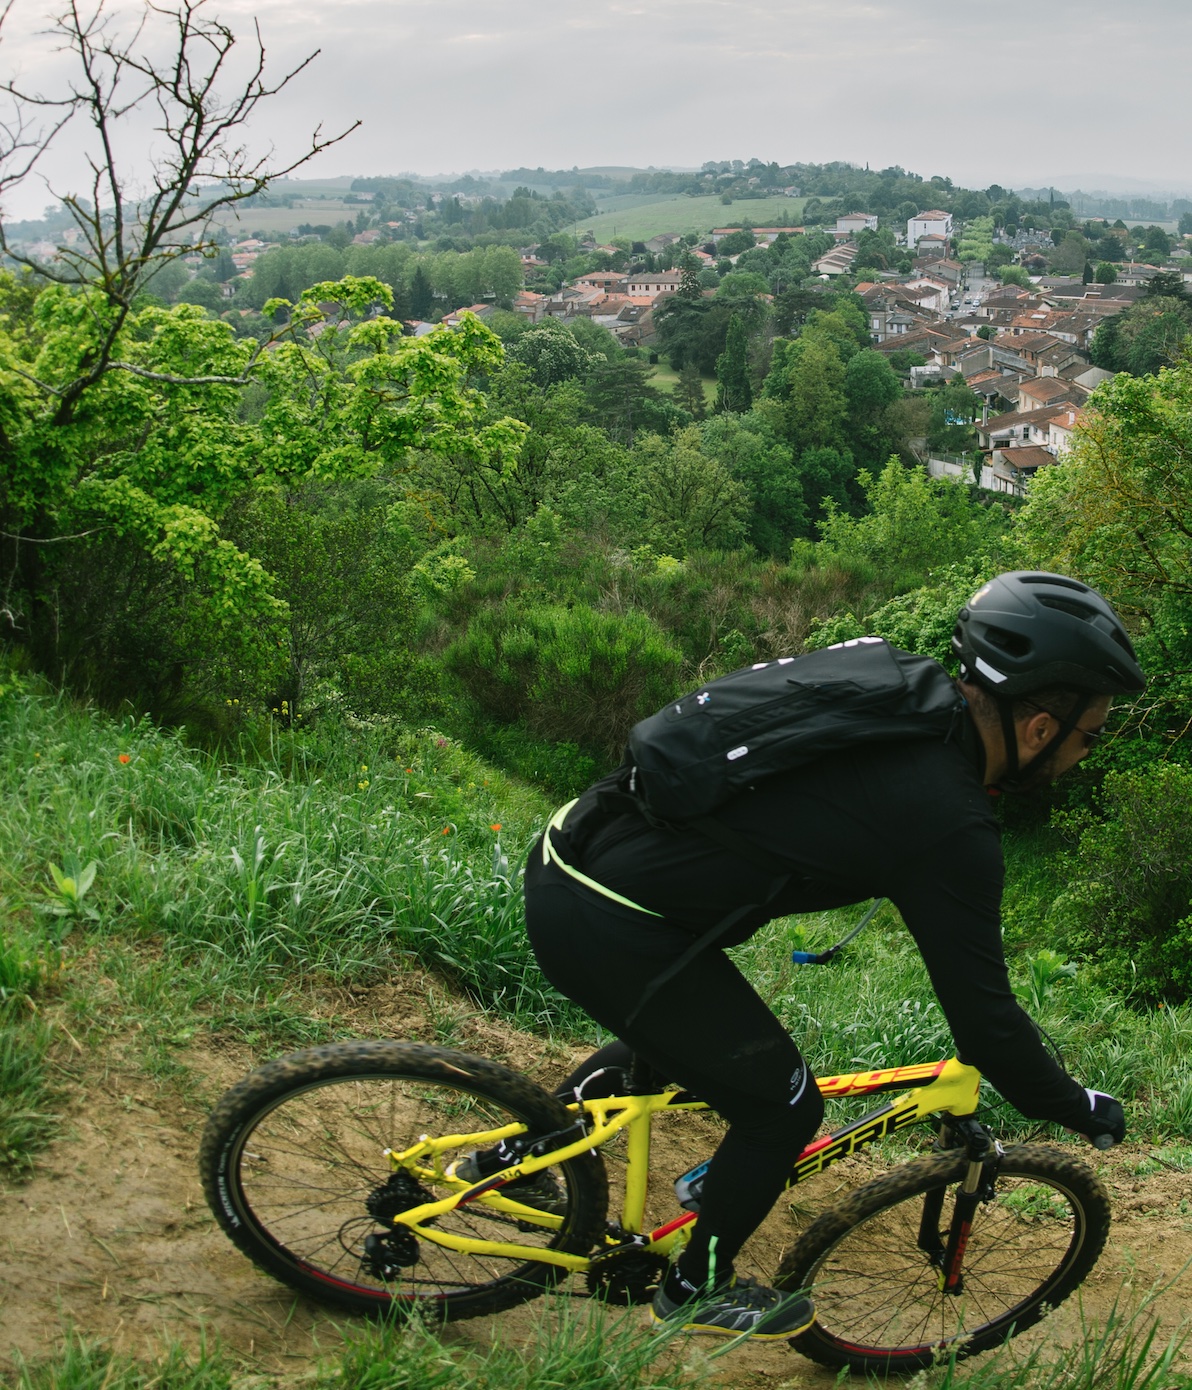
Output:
(576, 193), (806, 243)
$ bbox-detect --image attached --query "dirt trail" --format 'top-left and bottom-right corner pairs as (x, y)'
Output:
(3, 978), (1192, 1388)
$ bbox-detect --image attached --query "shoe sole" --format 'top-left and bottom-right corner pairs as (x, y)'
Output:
(649, 1307), (816, 1341)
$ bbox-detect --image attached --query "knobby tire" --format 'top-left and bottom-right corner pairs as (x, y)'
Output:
(777, 1143), (1110, 1372)
(199, 1041), (608, 1318)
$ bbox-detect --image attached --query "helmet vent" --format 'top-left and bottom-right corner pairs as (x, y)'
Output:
(986, 625), (1031, 657)
(1038, 595), (1097, 622)
(1020, 574), (1088, 593)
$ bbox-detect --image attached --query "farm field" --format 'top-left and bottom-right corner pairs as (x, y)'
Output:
(578, 193), (807, 243)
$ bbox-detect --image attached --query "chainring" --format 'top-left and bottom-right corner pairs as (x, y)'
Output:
(586, 1245), (670, 1306)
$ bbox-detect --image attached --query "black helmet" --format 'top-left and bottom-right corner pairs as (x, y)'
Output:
(952, 571), (1146, 697)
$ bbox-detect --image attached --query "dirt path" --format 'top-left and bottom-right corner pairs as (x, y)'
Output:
(3, 980), (1192, 1387)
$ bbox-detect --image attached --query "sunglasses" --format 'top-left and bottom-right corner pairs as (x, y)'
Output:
(1023, 702), (1107, 750)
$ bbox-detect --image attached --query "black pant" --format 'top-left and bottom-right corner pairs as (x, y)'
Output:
(525, 854), (824, 1287)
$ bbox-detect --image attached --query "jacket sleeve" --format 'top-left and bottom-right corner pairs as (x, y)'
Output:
(889, 826), (1092, 1133)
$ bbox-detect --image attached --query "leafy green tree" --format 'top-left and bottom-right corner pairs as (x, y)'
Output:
(844, 349), (902, 467)
(1015, 358), (1192, 739)
(506, 319), (594, 388)
(813, 458), (1004, 590)
(230, 483), (432, 722)
(998, 265), (1032, 289)
(795, 446), (855, 526)
(1095, 262), (1118, 284)
(701, 413), (806, 554)
(715, 313), (753, 413)
(675, 360), (708, 420)
(927, 376), (981, 452)
(716, 229), (757, 257)
(780, 336), (849, 454)
(583, 356), (669, 447)
(633, 428), (749, 555)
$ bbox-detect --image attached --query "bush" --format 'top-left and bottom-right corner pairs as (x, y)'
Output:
(1051, 763), (1192, 1001)
(445, 602), (683, 757)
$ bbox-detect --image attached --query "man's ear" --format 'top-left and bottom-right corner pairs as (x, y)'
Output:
(1019, 710), (1053, 752)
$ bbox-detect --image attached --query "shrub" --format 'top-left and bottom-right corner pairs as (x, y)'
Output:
(445, 602), (682, 757)
(1051, 763), (1192, 1001)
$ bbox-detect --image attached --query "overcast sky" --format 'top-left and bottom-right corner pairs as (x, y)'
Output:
(2, 0), (1190, 219)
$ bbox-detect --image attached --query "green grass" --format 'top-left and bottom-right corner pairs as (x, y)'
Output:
(575, 194), (806, 244)
(649, 363), (716, 404)
(2, 1303), (704, 1390)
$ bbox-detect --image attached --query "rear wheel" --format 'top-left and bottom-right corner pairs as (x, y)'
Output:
(777, 1144), (1110, 1372)
(199, 1041), (608, 1318)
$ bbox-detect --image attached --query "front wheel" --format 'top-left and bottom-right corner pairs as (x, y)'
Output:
(199, 1041), (608, 1319)
(777, 1144), (1110, 1372)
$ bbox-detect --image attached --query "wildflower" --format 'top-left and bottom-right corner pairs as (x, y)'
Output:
(118, 753), (131, 765)
(360, 763), (368, 773)
(435, 737), (447, 748)
(405, 767), (413, 774)
(490, 823), (502, 833)
(441, 825), (452, 835)
(357, 780), (370, 791)
(226, 699), (232, 706)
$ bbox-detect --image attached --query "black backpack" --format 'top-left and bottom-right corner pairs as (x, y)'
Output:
(619, 636), (963, 828)
(571, 637), (965, 1023)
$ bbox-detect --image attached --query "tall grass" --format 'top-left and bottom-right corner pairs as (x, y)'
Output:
(733, 903), (1192, 1142)
(2, 1303), (704, 1390)
(3, 657), (1191, 1141)
(0, 665), (582, 1034)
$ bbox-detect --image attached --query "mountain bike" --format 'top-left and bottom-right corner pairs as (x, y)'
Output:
(200, 1041), (1111, 1372)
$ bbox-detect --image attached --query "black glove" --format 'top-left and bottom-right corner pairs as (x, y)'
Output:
(1083, 1089), (1125, 1149)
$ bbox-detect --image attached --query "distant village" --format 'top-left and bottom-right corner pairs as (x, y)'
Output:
(18, 199), (1191, 499)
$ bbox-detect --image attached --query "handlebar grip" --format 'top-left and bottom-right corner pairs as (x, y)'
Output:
(1091, 1134), (1115, 1150)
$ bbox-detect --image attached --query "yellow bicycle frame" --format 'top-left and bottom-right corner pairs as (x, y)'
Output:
(383, 1056), (981, 1275)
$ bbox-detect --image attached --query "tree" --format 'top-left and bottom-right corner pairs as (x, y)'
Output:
(678, 254), (703, 300)
(1095, 262), (1118, 284)
(715, 313), (753, 413)
(701, 413), (806, 554)
(0, 0), (355, 426)
(1016, 359), (1192, 745)
(999, 266), (1032, 289)
(1179, 212), (1192, 237)
(506, 318), (593, 389)
(675, 360), (708, 420)
(409, 264), (434, 318)
(927, 376), (981, 453)
(583, 356), (667, 447)
(633, 428), (749, 555)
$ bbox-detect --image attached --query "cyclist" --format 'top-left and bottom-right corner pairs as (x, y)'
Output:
(523, 571), (1144, 1340)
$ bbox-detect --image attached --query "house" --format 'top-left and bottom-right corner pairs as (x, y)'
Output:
(351, 228), (384, 245)
(837, 212), (878, 234)
(1046, 407), (1081, 455)
(644, 233), (684, 255)
(907, 211), (953, 245)
(915, 235), (949, 259)
(621, 271), (683, 301)
(1015, 376), (1088, 413)
(575, 271), (626, 292)
(442, 305), (495, 328)
(914, 257), (964, 286)
(512, 290), (548, 323)
(813, 243), (858, 277)
(978, 403), (1075, 452)
(988, 445), (1058, 495)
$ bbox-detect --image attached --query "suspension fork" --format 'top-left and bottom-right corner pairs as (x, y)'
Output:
(918, 1117), (1001, 1295)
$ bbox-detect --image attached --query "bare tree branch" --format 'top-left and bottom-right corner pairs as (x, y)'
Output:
(0, 0), (359, 422)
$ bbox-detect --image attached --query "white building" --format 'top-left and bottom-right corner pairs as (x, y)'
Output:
(836, 212), (878, 234)
(907, 210), (954, 246)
